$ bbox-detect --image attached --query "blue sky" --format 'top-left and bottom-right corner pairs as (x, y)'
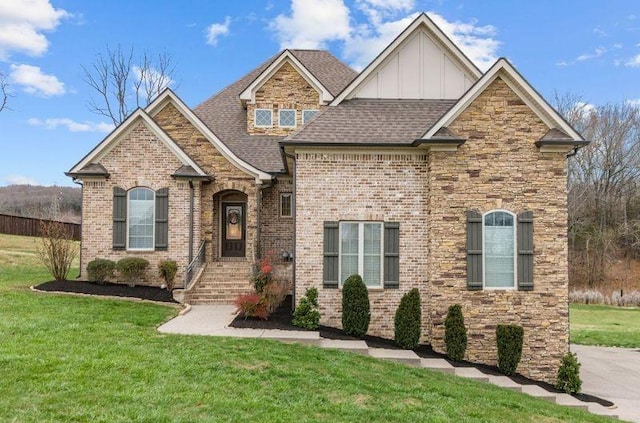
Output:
(0, 0), (639, 187)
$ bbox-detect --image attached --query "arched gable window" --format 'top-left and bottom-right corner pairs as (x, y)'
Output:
(128, 188), (155, 250)
(483, 210), (516, 289)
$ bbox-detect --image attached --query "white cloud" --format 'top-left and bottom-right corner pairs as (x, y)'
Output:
(28, 117), (114, 133)
(270, 0), (351, 49)
(613, 43), (623, 49)
(0, 0), (69, 59)
(625, 54), (640, 67)
(206, 16), (231, 46)
(576, 47), (606, 61)
(10, 64), (65, 96)
(573, 101), (597, 119)
(3, 174), (38, 185)
(356, 0), (415, 26)
(593, 27), (607, 37)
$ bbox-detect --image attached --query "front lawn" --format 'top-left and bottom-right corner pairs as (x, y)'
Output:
(570, 303), (640, 348)
(0, 234), (612, 422)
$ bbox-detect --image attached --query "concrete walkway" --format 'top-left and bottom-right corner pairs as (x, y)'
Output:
(574, 344), (640, 423)
(159, 305), (619, 420)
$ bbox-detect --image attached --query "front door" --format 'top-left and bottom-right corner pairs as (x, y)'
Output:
(221, 202), (246, 257)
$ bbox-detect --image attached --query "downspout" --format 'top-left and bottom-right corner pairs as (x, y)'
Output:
(72, 178), (83, 279)
(282, 151), (297, 308)
(255, 180), (272, 261)
(188, 179), (194, 264)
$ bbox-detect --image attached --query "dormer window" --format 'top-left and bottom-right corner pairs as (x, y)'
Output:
(279, 109), (296, 128)
(302, 110), (318, 124)
(255, 109), (273, 127)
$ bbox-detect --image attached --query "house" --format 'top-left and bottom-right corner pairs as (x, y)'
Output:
(66, 14), (587, 383)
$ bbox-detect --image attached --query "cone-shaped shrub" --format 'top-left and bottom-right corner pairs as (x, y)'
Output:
(342, 274), (370, 337)
(293, 288), (321, 330)
(556, 352), (582, 393)
(444, 304), (467, 361)
(394, 288), (421, 349)
(496, 324), (524, 376)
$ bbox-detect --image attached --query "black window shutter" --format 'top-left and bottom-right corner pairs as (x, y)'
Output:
(384, 222), (400, 289)
(466, 210), (483, 290)
(323, 221), (339, 288)
(113, 187), (127, 250)
(517, 211), (534, 291)
(155, 188), (169, 251)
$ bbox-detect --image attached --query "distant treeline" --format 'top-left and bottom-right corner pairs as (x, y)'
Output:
(0, 185), (81, 223)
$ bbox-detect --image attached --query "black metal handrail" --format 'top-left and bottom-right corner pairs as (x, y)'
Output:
(184, 241), (206, 289)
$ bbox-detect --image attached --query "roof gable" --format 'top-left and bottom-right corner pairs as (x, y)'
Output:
(421, 58), (585, 142)
(67, 108), (207, 177)
(239, 50), (335, 105)
(146, 89), (272, 181)
(332, 13), (482, 104)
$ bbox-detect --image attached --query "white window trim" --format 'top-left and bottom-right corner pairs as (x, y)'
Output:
(278, 109), (297, 128)
(302, 109), (318, 125)
(482, 209), (517, 290)
(338, 221), (384, 289)
(280, 193), (293, 218)
(254, 108), (273, 128)
(126, 187), (155, 251)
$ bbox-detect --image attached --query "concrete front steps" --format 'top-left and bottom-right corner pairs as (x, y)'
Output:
(183, 260), (253, 304)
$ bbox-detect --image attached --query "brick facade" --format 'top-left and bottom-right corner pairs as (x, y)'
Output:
(247, 62), (325, 136)
(79, 121), (202, 285)
(294, 77), (570, 383)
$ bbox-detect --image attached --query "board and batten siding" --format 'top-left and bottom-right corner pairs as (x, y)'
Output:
(351, 29), (475, 100)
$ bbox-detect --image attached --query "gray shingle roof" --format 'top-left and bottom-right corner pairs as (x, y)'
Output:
(284, 99), (457, 145)
(193, 50), (357, 173)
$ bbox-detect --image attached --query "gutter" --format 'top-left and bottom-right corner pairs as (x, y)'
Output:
(281, 148), (297, 309)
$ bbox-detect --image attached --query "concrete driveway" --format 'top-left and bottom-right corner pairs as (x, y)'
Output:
(573, 344), (640, 422)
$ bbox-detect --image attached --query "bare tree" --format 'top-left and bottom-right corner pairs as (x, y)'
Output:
(82, 45), (176, 125)
(0, 71), (10, 112)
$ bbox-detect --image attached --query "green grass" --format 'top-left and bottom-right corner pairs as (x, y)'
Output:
(571, 303), (640, 348)
(0, 234), (612, 422)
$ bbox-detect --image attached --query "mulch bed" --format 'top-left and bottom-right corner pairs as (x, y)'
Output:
(34, 280), (178, 303)
(228, 297), (612, 407)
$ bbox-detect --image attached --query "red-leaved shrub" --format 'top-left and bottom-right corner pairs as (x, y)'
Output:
(235, 293), (268, 320)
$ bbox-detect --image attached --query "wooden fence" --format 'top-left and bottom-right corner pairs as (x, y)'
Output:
(0, 213), (81, 240)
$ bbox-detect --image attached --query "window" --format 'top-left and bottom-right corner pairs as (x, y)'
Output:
(279, 109), (296, 128)
(483, 210), (516, 289)
(302, 109), (318, 124)
(255, 109), (272, 127)
(280, 193), (292, 217)
(128, 188), (155, 250)
(339, 222), (383, 288)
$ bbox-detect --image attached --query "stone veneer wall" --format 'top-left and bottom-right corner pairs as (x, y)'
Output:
(153, 103), (259, 262)
(295, 151), (430, 339)
(427, 77), (569, 383)
(79, 121), (202, 285)
(247, 62), (325, 136)
(294, 77), (569, 383)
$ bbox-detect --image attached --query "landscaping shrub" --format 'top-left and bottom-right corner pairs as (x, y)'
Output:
(158, 260), (178, 290)
(261, 280), (288, 314)
(36, 219), (78, 281)
(87, 258), (115, 284)
(252, 254), (274, 293)
(342, 274), (370, 337)
(496, 324), (524, 376)
(556, 352), (582, 394)
(444, 304), (467, 361)
(394, 288), (421, 349)
(293, 287), (320, 330)
(116, 257), (149, 287)
(235, 293), (268, 320)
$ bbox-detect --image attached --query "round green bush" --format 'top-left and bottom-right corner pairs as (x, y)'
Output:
(116, 257), (149, 287)
(87, 258), (115, 284)
(394, 288), (421, 349)
(444, 304), (467, 361)
(341, 274), (370, 337)
(496, 324), (524, 376)
(158, 260), (178, 290)
(556, 352), (582, 393)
